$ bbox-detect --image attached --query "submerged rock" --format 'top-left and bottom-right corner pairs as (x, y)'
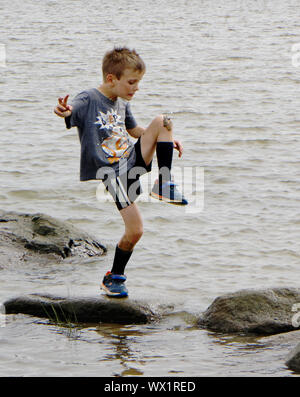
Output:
(0, 210), (106, 265)
(3, 293), (156, 325)
(286, 343), (300, 373)
(198, 287), (300, 335)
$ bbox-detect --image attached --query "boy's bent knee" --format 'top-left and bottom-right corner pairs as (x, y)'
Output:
(153, 114), (164, 129)
(153, 114), (173, 134)
(149, 114), (163, 129)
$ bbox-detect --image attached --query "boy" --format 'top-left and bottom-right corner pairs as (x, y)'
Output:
(54, 47), (187, 298)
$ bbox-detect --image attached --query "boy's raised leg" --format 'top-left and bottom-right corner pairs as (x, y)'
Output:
(140, 115), (188, 205)
(139, 114), (173, 166)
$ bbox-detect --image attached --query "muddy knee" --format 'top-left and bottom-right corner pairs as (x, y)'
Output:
(119, 227), (143, 251)
(127, 227), (143, 246)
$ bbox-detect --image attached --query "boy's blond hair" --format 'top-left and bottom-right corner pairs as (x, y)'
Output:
(102, 47), (146, 80)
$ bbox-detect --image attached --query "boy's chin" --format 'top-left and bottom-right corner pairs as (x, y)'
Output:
(121, 94), (134, 101)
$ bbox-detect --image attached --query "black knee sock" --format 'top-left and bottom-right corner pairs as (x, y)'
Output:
(111, 244), (133, 275)
(156, 141), (174, 185)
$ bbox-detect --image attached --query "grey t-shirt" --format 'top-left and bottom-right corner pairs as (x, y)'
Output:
(65, 88), (137, 181)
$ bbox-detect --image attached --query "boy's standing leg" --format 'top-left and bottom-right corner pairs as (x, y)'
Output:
(112, 202), (143, 274)
(101, 203), (143, 298)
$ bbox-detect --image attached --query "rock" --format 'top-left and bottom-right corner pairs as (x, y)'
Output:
(0, 210), (106, 265)
(3, 293), (156, 325)
(286, 343), (300, 373)
(198, 287), (300, 335)
(259, 329), (300, 346)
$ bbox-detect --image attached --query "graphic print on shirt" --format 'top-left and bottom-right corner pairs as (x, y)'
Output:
(94, 109), (130, 164)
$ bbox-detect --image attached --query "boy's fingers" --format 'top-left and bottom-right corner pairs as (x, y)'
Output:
(57, 99), (71, 111)
(54, 108), (64, 117)
(63, 94), (69, 105)
(54, 109), (71, 118)
(58, 95), (69, 106)
(54, 95), (71, 117)
(174, 140), (183, 157)
(54, 101), (72, 117)
(56, 105), (67, 113)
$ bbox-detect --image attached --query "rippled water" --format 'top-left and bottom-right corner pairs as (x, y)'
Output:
(0, 0), (300, 377)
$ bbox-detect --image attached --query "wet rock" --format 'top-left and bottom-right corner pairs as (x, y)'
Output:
(198, 287), (300, 335)
(3, 293), (156, 325)
(286, 343), (300, 373)
(0, 210), (106, 265)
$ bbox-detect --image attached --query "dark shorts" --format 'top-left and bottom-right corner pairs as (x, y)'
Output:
(103, 138), (152, 211)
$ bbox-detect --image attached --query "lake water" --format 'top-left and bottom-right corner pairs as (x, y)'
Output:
(0, 0), (300, 377)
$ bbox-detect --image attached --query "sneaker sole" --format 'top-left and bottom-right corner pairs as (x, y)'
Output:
(101, 283), (128, 298)
(150, 191), (187, 205)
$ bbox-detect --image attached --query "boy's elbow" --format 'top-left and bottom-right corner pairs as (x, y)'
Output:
(127, 127), (137, 138)
(128, 126), (144, 138)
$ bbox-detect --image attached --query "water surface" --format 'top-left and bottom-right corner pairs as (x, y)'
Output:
(0, 0), (300, 376)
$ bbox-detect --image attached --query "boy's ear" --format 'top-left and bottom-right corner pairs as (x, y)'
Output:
(105, 73), (117, 85)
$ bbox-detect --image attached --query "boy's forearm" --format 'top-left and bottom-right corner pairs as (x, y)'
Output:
(127, 126), (145, 138)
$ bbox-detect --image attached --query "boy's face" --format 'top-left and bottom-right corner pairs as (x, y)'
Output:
(111, 68), (144, 101)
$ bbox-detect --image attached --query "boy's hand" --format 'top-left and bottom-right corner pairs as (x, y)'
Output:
(174, 139), (183, 158)
(54, 95), (72, 118)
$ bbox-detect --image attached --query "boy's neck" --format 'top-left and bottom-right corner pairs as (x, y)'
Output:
(97, 84), (117, 102)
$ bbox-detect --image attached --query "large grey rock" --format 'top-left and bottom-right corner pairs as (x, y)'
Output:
(286, 343), (300, 373)
(0, 210), (106, 265)
(3, 293), (156, 325)
(198, 287), (300, 335)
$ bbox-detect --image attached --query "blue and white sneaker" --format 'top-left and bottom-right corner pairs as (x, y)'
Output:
(101, 271), (128, 298)
(150, 179), (188, 205)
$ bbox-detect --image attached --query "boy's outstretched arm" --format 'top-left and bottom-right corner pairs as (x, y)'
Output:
(54, 95), (72, 118)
